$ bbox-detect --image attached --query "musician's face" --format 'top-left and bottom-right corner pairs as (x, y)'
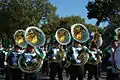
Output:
(60, 45), (63, 49)
(75, 42), (81, 47)
(0, 44), (2, 48)
(15, 48), (18, 52)
(27, 47), (33, 52)
(114, 42), (118, 47)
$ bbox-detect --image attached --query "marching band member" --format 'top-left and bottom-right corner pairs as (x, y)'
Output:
(102, 40), (118, 71)
(87, 32), (102, 80)
(41, 45), (49, 76)
(68, 23), (90, 80)
(0, 42), (5, 68)
(68, 41), (86, 80)
(49, 42), (66, 80)
(48, 28), (70, 80)
(7, 45), (23, 80)
(13, 27), (46, 80)
(5, 45), (13, 80)
(23, 44), (41, 80)
(106, 40), (119, 80)
(0, 41), (6, 80)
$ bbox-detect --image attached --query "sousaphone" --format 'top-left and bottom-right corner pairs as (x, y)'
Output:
(55, 28), (71, 62)
(71, 23), (89, 65)
(18, 26), (46, 73)
(88, 32), (103, 65)
(7, 30), (27, 69)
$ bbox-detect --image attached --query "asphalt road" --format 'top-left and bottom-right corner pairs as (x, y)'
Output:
(0, 68), (107, 80)
(39, 72), (107, 80)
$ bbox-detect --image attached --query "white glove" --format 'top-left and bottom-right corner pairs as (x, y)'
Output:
(76, 59), (81, 64)
(3, 51), (5, 53)
(100, 51), (102, 53)
(5, 52), (8, 56)
(91, 51), (97, 54)
(31, 59), (37, 63)
(91, 51), (96, 59)
(4, 62), (7, 65)
(98, 49), (102, 53)
(83, 46), (87, 49)
(111, 48), (114, 52)
(26, 58), (31, 62)
(53, 57), (56, 60)
(43, 51), (46, 57)
(63, 58), (65, 61)
(31, 53), (36, 57)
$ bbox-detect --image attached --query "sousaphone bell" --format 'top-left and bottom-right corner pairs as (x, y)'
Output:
(14, 30), (27, 48)
(55, 28), (71, 45)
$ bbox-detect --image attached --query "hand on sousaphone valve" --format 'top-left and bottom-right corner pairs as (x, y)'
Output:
(55, 46), (66, 62)
(77, 51), (89, 65)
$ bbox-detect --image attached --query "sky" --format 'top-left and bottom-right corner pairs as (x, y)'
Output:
(48, 0), (108, 28)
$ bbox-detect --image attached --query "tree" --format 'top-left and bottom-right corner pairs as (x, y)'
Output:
(86, 0), (120, 26)
(0, 0), (56, 33)
(42, 16), (86, 35)
(42, 15), (102, 35)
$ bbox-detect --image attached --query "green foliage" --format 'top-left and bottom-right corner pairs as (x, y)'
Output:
(0, 0), (103, 42)
(86, 0), (120, 26)
(0, 0), (56, 33)
(42, 15), (103, 35)
(42, 16), (86, 35)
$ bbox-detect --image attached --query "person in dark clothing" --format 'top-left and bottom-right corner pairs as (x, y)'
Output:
(49, 43), (66, 80)
(106, 40), (119, 80)
(8, 45), (22, 80)
(42, 45), (49, 76)
(87, 64), (99, 80)
(0, 42), (7, 80)
(23, 44), (41, 80)
(68, 42), (85, 80)
(87, 33), (101, 80)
